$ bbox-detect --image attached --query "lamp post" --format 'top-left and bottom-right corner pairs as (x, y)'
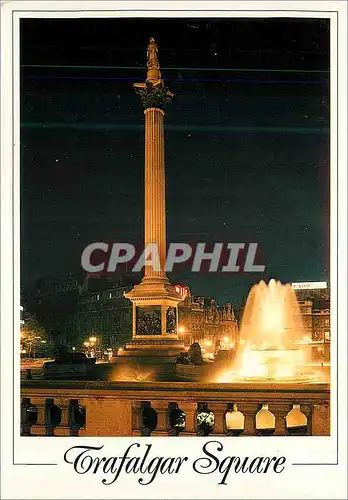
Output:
(178, 325), (185, 346)
(83, 341), (90, 357)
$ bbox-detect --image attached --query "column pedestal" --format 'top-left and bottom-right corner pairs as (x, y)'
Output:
(119, 279), (184, 364)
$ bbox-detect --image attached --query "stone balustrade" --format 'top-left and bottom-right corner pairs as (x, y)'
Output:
(21, 380), (330, 437)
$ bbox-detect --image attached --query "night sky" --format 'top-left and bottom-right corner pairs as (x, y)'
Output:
(20, 18), (330, 305)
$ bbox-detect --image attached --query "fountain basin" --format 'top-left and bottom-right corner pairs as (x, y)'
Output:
(232, 347), (316, 384)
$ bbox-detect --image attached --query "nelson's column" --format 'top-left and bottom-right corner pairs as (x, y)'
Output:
(118, 39), (185, 364)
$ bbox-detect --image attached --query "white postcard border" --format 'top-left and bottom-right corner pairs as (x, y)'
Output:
(1, 1), (347, 499)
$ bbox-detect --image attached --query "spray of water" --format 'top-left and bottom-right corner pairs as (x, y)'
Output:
(217, 279), (315, 383)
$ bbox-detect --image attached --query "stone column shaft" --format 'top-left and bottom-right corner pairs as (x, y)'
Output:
(144, 107), (166, 279)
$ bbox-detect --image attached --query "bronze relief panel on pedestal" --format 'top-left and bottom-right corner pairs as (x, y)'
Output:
(136, 306), (162, 335)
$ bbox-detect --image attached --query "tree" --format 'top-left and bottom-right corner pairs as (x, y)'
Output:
(20, 313), (47, 358)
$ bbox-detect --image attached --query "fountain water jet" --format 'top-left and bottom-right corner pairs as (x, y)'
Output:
(218, 279), (316, 383)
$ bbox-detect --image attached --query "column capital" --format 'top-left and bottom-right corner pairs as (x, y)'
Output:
(134, 80), (174, 110)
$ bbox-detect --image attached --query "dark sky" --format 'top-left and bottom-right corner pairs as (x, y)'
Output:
(20, 17), (330, 305)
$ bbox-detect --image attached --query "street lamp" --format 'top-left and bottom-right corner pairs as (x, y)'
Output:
(178, 325), (191, 346)
(89, 336), (99, 359)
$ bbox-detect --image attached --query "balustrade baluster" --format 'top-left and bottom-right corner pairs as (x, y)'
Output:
(30, 398), (47, 436)
(239, 403), (258, 435)
(20, 399), (31, 436)
(243, 411), (256, 435)
(270, 404), (292, 436)
(153, 405), (167, 434)
(132, 402), (143, 435)
(54, 398), (71, 436)
(299, 404), (312, 435)
(46, 399), (55, 436)
(180, 403), (195, 435)
(209, 405), (225, 434)
(311, 403), (330, 436)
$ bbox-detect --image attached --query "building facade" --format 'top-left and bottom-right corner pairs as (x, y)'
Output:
(297, 300), (314, 339)
(25, 275), (134, 352)
(24, 277), (239, 354)
(293, 282), (330, 342)
(176, 286), (239, 349)
(293, 282), (330, 362)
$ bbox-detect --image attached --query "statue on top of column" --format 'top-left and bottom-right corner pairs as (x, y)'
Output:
(134, 37), (173, 109)
(147, 38), (160, 69)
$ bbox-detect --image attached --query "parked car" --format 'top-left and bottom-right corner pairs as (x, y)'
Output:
(46, 352), (96, 365)
(43, 352), (96, 379)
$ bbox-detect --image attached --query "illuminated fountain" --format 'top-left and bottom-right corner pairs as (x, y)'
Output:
(217, 279), (316, 383)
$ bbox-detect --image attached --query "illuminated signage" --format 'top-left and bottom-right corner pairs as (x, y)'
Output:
(175, 285), (188, 298)
(292, 282), (327, 290)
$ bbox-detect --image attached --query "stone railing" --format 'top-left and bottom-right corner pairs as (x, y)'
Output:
(21, 380), (330, 437)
